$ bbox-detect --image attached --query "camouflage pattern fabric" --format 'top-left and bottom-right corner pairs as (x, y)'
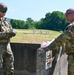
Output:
(68, 54), (74, 75)
(0, 17), (14, 74)
(48, 21), (74, 75)
(48, 22), (74, 53)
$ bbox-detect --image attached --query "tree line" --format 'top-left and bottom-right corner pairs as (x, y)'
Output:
(10, 11), (69, 31)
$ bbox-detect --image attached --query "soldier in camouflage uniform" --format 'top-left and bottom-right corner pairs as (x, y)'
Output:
(0, 3), (16, 75)
(41, 8), (74, 75)
(49, 8), (74, 75)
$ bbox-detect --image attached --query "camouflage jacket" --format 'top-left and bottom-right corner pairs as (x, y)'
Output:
(0, 17), (13, 43)
(48, 21), (74, 54)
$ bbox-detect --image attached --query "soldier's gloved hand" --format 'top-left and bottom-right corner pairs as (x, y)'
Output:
(40, 41), (51, 49)
(10, 30), (17, 36)
(6, 30), (17, 38)
(6, 33), (13, 38)
(40, 39), (55, 49)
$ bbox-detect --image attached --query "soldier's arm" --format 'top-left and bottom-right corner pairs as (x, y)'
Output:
(0, 30), (17, 40)
(0, 18), (16, 40)
(48, 25), (74, 50)
(0, 32), (8, 39)
(3, 18), (16, 37)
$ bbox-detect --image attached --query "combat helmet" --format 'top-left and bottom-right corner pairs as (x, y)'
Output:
(0, 3), (7, 13)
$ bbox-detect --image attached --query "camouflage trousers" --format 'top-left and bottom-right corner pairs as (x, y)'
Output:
(68, 54), (74, 75)
(0, 42), (14, 75)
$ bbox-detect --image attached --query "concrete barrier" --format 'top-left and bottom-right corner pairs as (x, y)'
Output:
(11, 43), (40, 75)
(10, 43), (68, 75)
(37, 46), (68, 75)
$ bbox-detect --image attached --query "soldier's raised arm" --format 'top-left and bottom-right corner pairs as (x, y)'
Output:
(48, 24), (74, 50)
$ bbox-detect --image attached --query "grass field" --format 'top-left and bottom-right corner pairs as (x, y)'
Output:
(10, 29), (62, 44)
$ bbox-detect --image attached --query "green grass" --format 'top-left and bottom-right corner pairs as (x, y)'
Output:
(10, 29), (62, 44)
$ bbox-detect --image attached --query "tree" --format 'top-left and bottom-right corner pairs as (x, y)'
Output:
(10, 11), (68, 31)
(26, 17), (35, 29)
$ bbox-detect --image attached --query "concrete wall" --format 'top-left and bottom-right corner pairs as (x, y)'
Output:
(11, 43), (40, 75)
(10, 43), (68, 75)
(37, 46), (68, 75)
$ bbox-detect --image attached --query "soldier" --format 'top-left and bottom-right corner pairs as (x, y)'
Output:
(0, 3), (16, 75)
(41, 8), (74, 75)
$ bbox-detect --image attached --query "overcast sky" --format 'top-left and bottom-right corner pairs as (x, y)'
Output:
(0, 0), (74, 21)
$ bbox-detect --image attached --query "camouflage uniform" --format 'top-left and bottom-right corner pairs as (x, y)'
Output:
(0, 17), (15, 75)
(48, 21), (74, 75)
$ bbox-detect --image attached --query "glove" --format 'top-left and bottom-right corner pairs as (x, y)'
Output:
(40, 41), (51, 48)
(9, 30), (17, 36)
(6, 30), (17, 38)
(40, 39), (55, 49)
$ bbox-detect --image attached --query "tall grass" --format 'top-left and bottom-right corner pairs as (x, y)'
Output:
(10, 29), (62, 44)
